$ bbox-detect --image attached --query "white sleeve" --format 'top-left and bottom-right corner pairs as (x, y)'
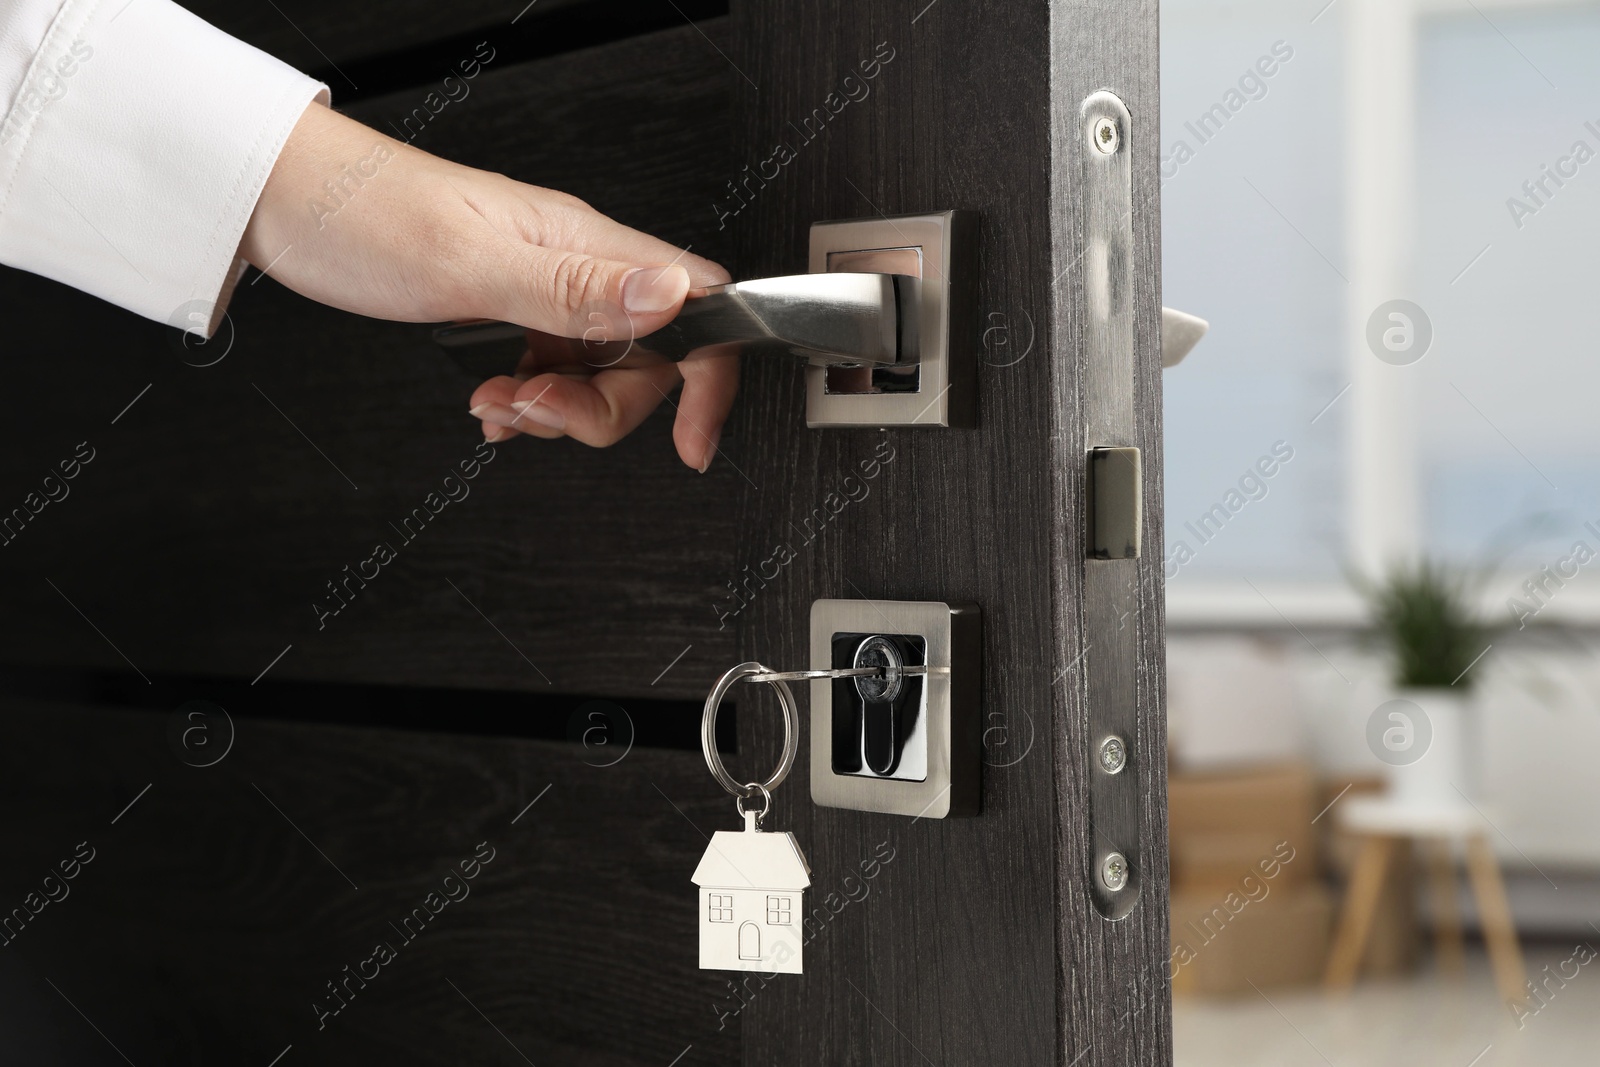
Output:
(0, 0), (328, 336)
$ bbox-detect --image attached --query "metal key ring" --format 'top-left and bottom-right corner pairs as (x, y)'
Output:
(701, 661), (798, 799)
(735, 782), (772, 822)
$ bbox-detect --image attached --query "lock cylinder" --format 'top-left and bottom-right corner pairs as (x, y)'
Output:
(829, 631), (926, 779)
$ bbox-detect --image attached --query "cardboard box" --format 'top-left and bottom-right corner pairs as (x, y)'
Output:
(1168, 763), (1319, 890)
(1173, 831), (1310, 892)
(1170, 882), (1334, 997)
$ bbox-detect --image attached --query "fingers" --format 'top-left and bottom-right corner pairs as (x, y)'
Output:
(476, 242), (692, 340)
(507, 184), (731, 288)
(469, 374), (567, 442)
(471, 352), (736, 471)
(674, 350), (740, 472)
(519, 196), (736, 467)
(470, 364), (686, 451)
(530, 365), (684, 449)
(464, 179), (740, 464)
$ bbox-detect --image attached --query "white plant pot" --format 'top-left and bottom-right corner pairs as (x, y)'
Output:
(1381, 687), (1475, 808)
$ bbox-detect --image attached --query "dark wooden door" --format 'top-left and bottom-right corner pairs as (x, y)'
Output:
(0, 2), (1166, 1065)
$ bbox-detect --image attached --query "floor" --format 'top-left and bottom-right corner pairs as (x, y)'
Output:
(1175, 946), (1599, 1067)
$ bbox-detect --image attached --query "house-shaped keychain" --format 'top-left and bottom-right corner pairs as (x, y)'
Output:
(692, 810), (811, 974)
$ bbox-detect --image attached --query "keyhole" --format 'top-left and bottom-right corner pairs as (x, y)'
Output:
(852, 636), (904, 704)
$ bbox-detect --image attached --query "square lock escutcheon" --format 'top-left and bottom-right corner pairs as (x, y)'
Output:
(808, 599), (981, 818)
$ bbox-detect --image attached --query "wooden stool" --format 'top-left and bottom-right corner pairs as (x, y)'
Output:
(1323, 797), (1526, 1004)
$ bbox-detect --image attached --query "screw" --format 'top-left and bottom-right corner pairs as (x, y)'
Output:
(1091, 116), (1119, 155)
(1101, 852), (1129, 892)
(1098, 736), (1127, 775)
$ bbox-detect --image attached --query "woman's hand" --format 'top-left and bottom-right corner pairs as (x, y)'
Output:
(241, 101), (735, 472)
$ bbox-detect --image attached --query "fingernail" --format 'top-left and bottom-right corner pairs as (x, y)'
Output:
(623, 264), (689, 315)
(482, 422), (513, 443)
(475, 401), (565, 432)
(514, 399), (565, 431)
(698, 427), (721, 474)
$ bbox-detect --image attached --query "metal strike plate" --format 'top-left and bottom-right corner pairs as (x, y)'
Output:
(1080, 91), (1143, 920)
(807, 211), (979, 428)
(809, 599), (981, 818)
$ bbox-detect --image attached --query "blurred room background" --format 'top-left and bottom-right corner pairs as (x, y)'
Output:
(1161, 0), (1600, 1063)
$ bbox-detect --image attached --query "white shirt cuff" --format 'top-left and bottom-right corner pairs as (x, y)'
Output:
(0, 0), (328, 336)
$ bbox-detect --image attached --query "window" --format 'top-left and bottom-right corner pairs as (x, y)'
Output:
(1161, 0), (1600, 624)
(1414, 7), (1600, 603)
(1161, 0), (1347, 589)
(765, 895), (792, 925)
(707, 893), (733, 923)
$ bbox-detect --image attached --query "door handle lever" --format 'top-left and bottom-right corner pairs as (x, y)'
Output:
(432, 271), (917, 370)
(434, 209), (973, 428)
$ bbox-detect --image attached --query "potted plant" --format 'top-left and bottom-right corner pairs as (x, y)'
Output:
(1355, 559), (1494, 807)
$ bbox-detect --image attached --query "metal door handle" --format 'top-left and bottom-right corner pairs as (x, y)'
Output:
(433, 271), (918, 370)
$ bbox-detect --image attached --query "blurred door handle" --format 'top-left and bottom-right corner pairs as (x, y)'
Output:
(1160, 307), (1208, 368)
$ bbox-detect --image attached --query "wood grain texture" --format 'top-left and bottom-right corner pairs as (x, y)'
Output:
(0, 24), (738, 701)
(726, 1), (1166, 1065)
(727, 4), (1053, 1067)
(175, 0), (711, 86)
(0, 700), (739, 1066)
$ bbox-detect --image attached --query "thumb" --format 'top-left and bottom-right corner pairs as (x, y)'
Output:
(484, 245), (691, 340)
